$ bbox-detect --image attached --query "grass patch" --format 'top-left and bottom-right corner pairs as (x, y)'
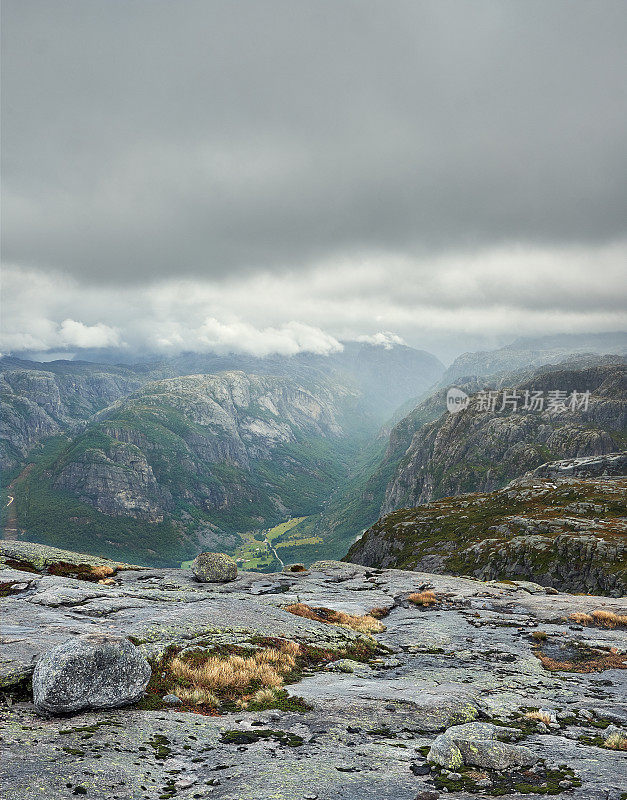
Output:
(284, 603), (386, 633)
(408, 590), (438, 606)
(568, 610), (627, 629)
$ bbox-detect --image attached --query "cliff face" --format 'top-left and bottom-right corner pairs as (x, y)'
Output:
(10, 371), (364, 564)
(346, 453), (627, 596)
(382, 364), (626, 513)
(0, 359), (144, 471)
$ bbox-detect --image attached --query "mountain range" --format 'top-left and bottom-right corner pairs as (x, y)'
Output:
(2, 333), (625, 570)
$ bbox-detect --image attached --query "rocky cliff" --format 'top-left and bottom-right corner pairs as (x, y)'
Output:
(0, 358), (145, 472)
(346, 453), (627, 596)
(1, 540), (626, 799)
(382, 364), (626, 512)
(7, 371), (367, 564)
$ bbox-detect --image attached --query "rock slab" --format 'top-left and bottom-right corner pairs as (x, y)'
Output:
(32, 634), (151, 715)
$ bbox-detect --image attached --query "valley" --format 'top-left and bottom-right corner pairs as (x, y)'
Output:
(2, 338), (625, 573)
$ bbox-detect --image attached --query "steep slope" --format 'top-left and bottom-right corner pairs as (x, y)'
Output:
(0, 358), (145, 473)
(10, 372), (367, 565)
(346, 453), (627, 595)
(382, 363), (626, 513)
(1, 342), (444, 474)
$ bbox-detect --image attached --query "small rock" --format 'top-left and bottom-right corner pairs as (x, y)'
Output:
(190, 552), (238, 583)
(162, 693), (182, 705)
(32, 634), (151, 715)
(559, 780), (572, 789)
(414, 792), (439, 800)
(410, 763), (431, 775)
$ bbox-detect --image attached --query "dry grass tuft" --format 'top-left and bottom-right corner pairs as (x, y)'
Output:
(284, 603), (385, 633)
(524, 710), (553, 725)
(369, 606), (391, 619)
(174, 685), (219, 707)
(89, 565), (116, 579)
(280, 640), (303, 657)
(169, 641), (300, 704)
(567, 610), (627, 629)
(604, 731), (627, 751)
(408, 590), (438, 606)
(251, 688), (277, 705)
(531, 631), (548, 642)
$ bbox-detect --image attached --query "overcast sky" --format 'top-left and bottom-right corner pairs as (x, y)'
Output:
(2, 0), (626, 362)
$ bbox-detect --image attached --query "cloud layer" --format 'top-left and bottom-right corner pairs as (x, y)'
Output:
(1, 1), (626, 359)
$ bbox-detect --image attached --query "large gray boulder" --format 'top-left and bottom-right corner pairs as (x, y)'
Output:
(190, 552), (238, 582)
(428, 721), (536, 770)
(32, 634), (151, 716)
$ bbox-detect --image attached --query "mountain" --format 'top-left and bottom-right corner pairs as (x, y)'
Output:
(1, 342), (444, 567)
(8, 372), (365, 565)
(382, 362), (626, 513)
(441, 331), (627, 385)
(287, 360), (626, 558)
(346, 452), (627, 595)
(0, 358), (146, 474)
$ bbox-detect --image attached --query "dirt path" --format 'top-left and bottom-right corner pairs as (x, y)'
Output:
(3, 463), (33, 540)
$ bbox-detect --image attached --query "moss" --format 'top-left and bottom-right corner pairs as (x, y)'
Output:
(431, 762), (580, 795)
(148, 734), (172, 760)
(59, 720), (122, 735)
(4, 558), (39, 574)
(220, 729), (304, 747)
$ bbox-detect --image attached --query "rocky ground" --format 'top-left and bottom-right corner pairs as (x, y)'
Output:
(1, 541), (626, 800)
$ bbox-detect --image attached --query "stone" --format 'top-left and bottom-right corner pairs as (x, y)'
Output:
(162, 693), (182, 705)
(456, 739), (537, 770)
(427, 722), (533, 770)
(190, 552), (238, 583)
(32, 634), (151, 715)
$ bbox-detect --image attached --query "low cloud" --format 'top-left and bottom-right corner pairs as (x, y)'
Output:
(59, 319), (121, 349)
(2, 241), (625, 362)
(355, 332), (406, 349)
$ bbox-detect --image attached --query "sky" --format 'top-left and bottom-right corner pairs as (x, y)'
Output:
(2, 0), (626, 363)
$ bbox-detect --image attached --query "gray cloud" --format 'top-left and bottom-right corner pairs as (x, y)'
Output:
(2, 0), (626, 287)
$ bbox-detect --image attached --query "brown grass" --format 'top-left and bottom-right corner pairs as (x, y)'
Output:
(174, 686), (219, 707)
(170, 642), (298, 704)
(604, 731), (627, 751)
(537, 650), (627, 673)
(524, 710), (553, 725)
(284, 603), (385, 633)
(408, 590), (438, 606)
(567, 610), (627, 629)
(531, 631), (548, 641)
(369, 606), (391, 619)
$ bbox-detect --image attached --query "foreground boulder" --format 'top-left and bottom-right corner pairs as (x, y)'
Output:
(428, 722), (537, 770)
(191, 552), (238, 582)
(32, 634), (151, 715)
